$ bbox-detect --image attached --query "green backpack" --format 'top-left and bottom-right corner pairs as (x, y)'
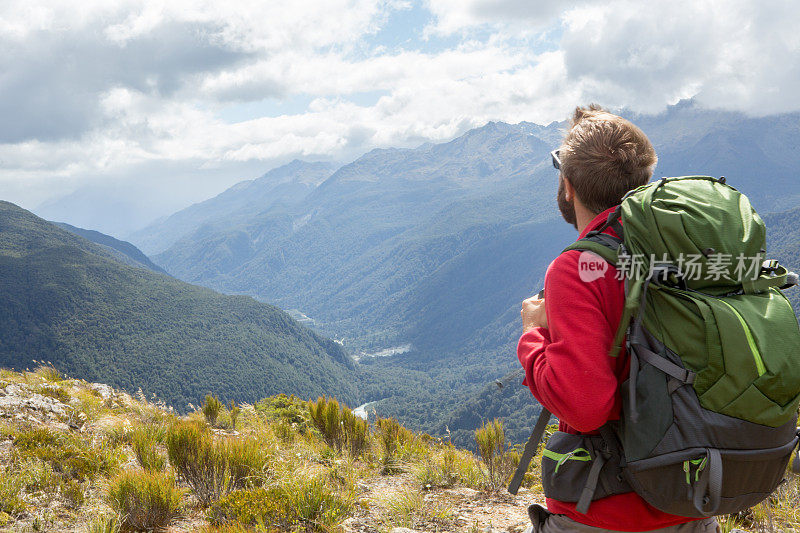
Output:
(509, 176), (800, 518)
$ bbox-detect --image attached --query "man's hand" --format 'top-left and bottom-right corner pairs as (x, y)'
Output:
(521, 296), (547, 332)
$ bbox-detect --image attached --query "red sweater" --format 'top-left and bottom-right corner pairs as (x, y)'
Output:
(517, 208), (697, 531)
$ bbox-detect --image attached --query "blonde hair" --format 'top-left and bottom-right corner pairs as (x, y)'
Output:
(560, 104), (657, 214)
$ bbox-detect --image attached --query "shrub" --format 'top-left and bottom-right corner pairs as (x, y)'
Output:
(229, 401), (241, 431)
(130, 424), (167, 472)
(165, 421), (230, 505)
(222, 438), (270, 488)
(12, 427), (120, 482)
(308, 396), (370, 458)
(474, 419), (516, 491)
(107, 471), (184, 532)
(256, 394), (311, 431)
(207, 486), (290, 528)
(208, 474), (353, 531)
(203, 394), (223, 427)
(375, 417), (412, 474)
(165, 421), (269, 505)
(341, 407), (369, 458)
(308, 396), (343, 452)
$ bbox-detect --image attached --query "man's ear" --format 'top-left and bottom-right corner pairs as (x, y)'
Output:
(562, 176), (575, 202)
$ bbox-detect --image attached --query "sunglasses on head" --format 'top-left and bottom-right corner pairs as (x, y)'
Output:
(551, 149), (561, 170)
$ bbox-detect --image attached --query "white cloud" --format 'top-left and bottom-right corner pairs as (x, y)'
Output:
(2, 0), (800, 233)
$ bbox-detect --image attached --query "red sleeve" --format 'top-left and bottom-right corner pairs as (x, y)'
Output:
(516, 250), (625, 433)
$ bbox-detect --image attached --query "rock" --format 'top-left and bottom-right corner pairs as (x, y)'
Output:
(27, 393), (68, 417)
(3, 384), (25, 397)
(90, 383), (115, 400)
(389, 528), (421, 533)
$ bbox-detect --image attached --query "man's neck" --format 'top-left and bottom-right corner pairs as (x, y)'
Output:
(575, 203), (598, 234)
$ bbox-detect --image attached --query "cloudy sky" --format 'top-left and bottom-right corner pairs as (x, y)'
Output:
(2, 0), (799, 235)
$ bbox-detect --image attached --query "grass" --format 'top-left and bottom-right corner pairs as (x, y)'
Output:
(107, 470), (184, 532)
(129, 423), (168, 471)
(12, 426), (121, 482)
(414, 443), (483, 490)
(208, 473), (354, 531)
(382, 488), (454, 530)
(32, 362), (62, 383)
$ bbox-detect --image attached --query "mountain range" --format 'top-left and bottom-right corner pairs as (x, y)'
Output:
(123, 101), (800, 444)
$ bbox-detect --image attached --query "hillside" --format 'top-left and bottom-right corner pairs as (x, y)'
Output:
(130, 160), (336, 256)
(0, 201), (358, 410)
(1, 367), (792, 532)
(54, 222), (168, 274)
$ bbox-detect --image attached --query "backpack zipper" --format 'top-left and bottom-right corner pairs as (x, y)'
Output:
(718, 299), (766, 376)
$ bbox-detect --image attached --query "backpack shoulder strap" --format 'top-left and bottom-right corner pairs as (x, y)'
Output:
(561, 207), (624, 267)
(563, 235), (621, 267)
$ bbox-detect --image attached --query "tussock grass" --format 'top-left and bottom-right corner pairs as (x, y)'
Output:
(382, 487), (454, 530)
(208, 473), (354, 531)
(12, 426), (121, 482)
(107, 470), (184, 532)
(415, 443), (483, 490)
(1, 368), (796, 533)
(86, 513), (121, 533)
(129, 423), (168, 472)
(32, 362), (62, 383)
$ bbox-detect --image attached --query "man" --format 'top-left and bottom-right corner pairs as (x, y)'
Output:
(517, 105), (719, 533)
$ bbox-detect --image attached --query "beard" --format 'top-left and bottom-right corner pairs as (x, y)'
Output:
(557, 177), (577, 230)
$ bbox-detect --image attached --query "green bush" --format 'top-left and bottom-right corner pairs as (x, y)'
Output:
(255, 394), (311, 431)
(474, 418), (516, 491)
(308, 396), (343, 452)
(129, 424), (167, 472)
(341, 407), (369, 458)
(207, 486), (290, 528)
(165, 421), (269, 505)
(208, 474), (353, 531)
(229, 401), (241, 431)
(203, 394), (223, 427)
(12, 427), (120, 482)
(107, 470), (184, 532)
(165, 421), (230, 505)
(376, 417), (411, 474)
(308, 396), (370, 458)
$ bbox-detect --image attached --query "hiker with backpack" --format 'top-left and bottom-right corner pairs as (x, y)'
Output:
(514, 105), (800, 532)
